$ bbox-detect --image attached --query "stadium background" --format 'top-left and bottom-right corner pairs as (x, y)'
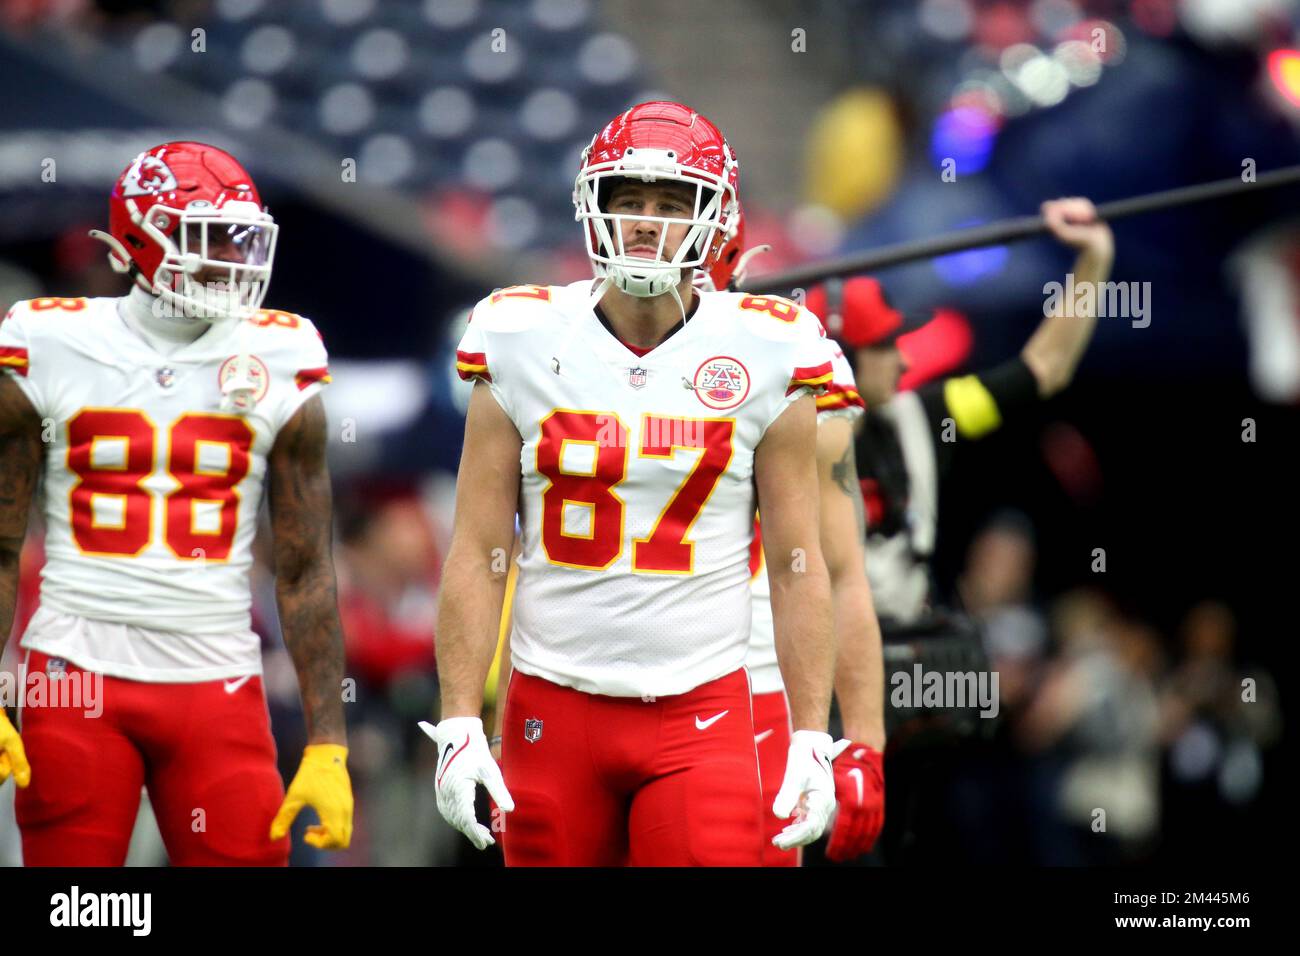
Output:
(0, 0), (1291, 867)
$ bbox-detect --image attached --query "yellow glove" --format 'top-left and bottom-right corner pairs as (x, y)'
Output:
(0, 709), (30, 789)
(269, 744), (353, 849)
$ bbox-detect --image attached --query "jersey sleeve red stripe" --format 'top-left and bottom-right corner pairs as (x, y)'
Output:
(294, 366), (331, 390)
(0, 346), (30, 377)
(455, 349), (492, 382)
(786, 360), (834, 395)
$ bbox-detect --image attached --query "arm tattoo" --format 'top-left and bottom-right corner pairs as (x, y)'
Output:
(831, 439), (867, 539)
(268, 395), (347, 744)
(0, 375), (41, 656)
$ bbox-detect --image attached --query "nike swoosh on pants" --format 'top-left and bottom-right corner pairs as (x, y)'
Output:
(223, 675), (253, 694)
(695, 710), (729, 730)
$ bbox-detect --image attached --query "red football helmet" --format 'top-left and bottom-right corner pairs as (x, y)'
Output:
(574, 101), (739, 297)
(692, 202), (771, 292)
(92, 142), (278, 322)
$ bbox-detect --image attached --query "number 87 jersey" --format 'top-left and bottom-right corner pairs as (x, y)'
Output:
(0, 295), (329, 678)
(456, 280), (833, 700)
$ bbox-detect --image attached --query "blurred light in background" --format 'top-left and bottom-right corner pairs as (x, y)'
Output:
(465, 32), (525, 83)
(133, 22), (183, 73)
(323, 0), (377, 29)
(803, 88), (904, 223)
(360, 134), (416, 187)
(462, 138), (521, 192)
(419, 87), (475, 138)
(1053, 40), (1103, 87)
(932, 223), (1008, 285)
(578, 33), (638, 85)
(353, 29), (410, 81)
(919, 0), (975, 41)
(425, 0), (479, 30)
(1030, 0), (1083, 36)
(1267, 49), (1300, 109)
(533, 0), (592, 31)
(930, 104), (1001, 174)
(320, 83), (376, 136)
(223, 78), (277, 130)
(243, 25), (296, 76)
(486, 196), (541, 251)
(521, 89), (580, 141)
(217, 0), (266, 22)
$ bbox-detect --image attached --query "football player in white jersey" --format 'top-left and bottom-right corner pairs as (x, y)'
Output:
(697, 212), (887, 866)
(0, 142), (352, 865)
(424, 102), (840, 866)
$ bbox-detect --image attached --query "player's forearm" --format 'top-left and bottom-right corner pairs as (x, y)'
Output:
(1022, 246), (1112, 397)
(0, 549), (19, 658)
(770, 559), (835, 732)
(829, 562), (886, 748)
(276, 561), (347, 745)
(436, 547), (509, 718)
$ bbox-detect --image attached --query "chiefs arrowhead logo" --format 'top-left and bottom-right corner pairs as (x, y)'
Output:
(121, 154), (179, 198)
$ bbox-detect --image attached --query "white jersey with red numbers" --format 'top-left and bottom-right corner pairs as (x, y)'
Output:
(456, 280), (832, 699)
(747, 335), (864, 695)
(0, 295), (330, 681)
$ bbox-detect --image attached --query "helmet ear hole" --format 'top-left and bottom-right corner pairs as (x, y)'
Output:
(126, 235), (145, 250)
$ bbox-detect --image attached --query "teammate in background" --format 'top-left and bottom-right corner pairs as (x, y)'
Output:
(426, 102), (839, 866)
(697, 212), (886, 866)
(803, 198), (1113, 863)
(0, 143), (352, 865)
(811, 199), (1114, 629)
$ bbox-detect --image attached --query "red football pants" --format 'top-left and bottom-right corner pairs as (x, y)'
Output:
(15, 650), (289, 866)
(752, 689), (798, 867)
(500, 668), (764, 866)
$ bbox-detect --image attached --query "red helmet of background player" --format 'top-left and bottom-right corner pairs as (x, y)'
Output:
(692, 202), (773, 293)
(574, 101), (739, 298)
(92, 141), (278, 322)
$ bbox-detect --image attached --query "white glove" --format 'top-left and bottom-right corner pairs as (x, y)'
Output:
(419, 716), (514, 850)
(771, 730), (844, 850)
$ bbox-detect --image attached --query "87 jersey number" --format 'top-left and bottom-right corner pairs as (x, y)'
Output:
(536, 410), (735, 574)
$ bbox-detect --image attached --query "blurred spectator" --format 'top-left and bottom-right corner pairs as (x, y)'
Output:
(1020, 592), (1162, 865)
(1157, 600), (1280, 863)
(336, 482), (441, 693)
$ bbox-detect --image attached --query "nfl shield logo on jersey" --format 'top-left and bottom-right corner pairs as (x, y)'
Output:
(628, 366), (647, 389)
(524, 718), (543, 743)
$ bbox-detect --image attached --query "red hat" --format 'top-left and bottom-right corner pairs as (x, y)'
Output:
(805, 277), (907, 349)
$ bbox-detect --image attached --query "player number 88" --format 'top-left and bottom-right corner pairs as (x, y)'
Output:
(66, 409), (253, 560)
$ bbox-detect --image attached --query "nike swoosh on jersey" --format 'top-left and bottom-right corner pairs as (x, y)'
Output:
(695, 710), (729, 730)
(753, 728), (775, 745)
(223, 675), (253, 694)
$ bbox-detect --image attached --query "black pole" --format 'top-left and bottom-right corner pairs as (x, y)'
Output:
(736, 164), (1300, 294)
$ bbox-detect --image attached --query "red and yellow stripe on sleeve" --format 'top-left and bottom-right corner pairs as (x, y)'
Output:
(786, 360), (833, 396)
(816, 382), (864, 413)
(294, 366), (331, 390)
(456, 349), (491, 382)
(0, 346), (29, 377)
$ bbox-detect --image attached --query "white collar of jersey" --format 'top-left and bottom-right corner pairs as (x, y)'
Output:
(118, 285), (211, 354)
